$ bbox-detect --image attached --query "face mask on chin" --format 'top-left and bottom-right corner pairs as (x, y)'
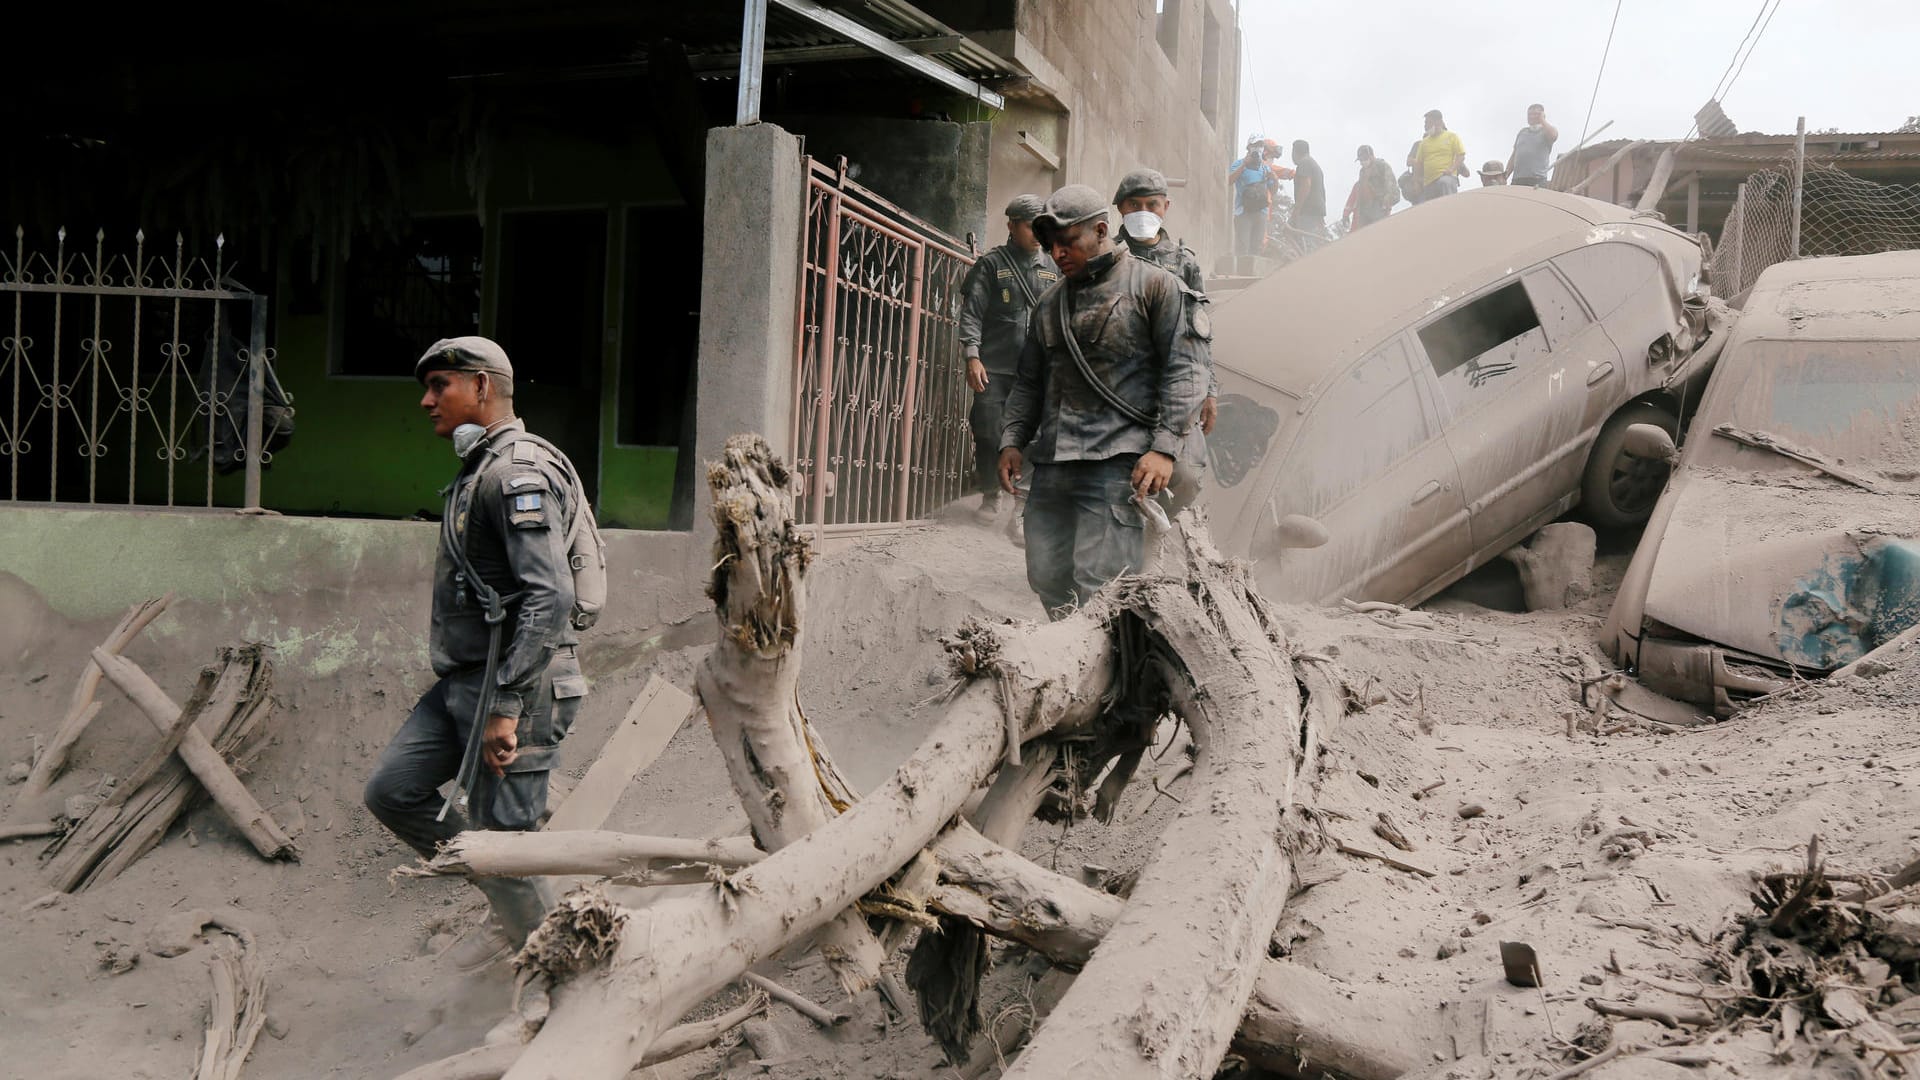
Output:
(452, 423), (487, 459)
(1121, 211), (1163, 240)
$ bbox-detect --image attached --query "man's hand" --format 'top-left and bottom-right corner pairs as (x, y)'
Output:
(966, 358), (989, 393)
(997, 447), (1023, 494)
(1200, 396), (1218, 435)
(482, 714), (519, 777)
(1131, 451), (1175, 497)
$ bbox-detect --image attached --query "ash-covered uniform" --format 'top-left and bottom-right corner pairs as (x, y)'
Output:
(1119, 227), (1216, 509)
(365, 419), (587, 944)
(1001, 246), (1210, 617)
(958, 242), (1058, 495)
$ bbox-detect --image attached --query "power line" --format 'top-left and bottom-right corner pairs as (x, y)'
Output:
(1242, 29), (1267, 139)
(1683, 0), (1782, 140)
(1719, 0), (1783, 109)
(1576, 0), (1624, 153)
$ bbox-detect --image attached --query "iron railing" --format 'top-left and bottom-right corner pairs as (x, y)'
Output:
(790, 158), (975, 529)
(1, 227), (286, 509)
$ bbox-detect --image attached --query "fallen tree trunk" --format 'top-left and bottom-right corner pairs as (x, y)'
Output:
(414, 831), (760, 883)
(20, 592), (174, 801)
(491, 440), (1326, 1080)
(91, 649), (296, 861)
(696, 435), (884, 996)
(497, 611), (1116, 1078)
(396, 992), (766, 1080)
(928, 823), (1436, 1080)
(999, 526), (1304, 1080)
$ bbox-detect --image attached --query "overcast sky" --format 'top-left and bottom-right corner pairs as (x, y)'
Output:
(1234, 0), (1920, 213)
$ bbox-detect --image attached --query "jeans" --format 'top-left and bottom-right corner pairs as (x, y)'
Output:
(969, 374), (1015, 501)
(1234, 211), (1267, 256)
(1421, 174), (1459, 201)
(364, 654), (583, 945)
(1354, 202), (1390, 228)
(1023, 456), (1145, 619)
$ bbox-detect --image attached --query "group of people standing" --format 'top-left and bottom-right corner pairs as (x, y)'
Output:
(1229, 104), (1562, 243)
(958, 171), (1212, 619)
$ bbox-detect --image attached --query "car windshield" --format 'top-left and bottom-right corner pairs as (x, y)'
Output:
(1693, 339), (1920, 482)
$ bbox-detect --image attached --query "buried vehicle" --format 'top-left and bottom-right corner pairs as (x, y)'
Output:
(1602, 251), (1920, 713)
(1200, 186), (1729, 606)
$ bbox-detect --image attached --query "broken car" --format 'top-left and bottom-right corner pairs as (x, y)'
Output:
(1201, 186), (1729, 606)
(1602, 250), (1920, 714)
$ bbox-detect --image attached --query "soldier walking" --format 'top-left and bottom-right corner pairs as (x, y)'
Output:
(998, 186), (1209, 619)
(365, 336), (595, 969)
(958, 195), (1057, 540)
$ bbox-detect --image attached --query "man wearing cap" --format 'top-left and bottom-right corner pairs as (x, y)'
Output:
(1479, 160), (1510, 187)
(1113, 167), (1215, 510)
(1228, 135), (1283, 256)
(959, 195), (1059, 534)
(1346, 145), (1399, 230)
(364, 336), (591, 968)
(998, 185), (1209, 619)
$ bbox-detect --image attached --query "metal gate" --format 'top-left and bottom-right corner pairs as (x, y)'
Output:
(1, 227), (286, 509)
(790, 159), (975, 529)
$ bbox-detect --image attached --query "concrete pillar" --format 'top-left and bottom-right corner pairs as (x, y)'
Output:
(692, 121), (805, 497)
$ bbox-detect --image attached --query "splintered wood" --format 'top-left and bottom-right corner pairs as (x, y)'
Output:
(40, 646), (286, 892)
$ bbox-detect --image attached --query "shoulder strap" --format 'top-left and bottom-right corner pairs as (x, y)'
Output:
(493, 430), (596, 555)
(1056, 283), (1156, 430)
(1002, 247), (1041, 308)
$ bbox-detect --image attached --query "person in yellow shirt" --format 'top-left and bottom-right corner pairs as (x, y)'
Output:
(1407, 109), (1467, 202)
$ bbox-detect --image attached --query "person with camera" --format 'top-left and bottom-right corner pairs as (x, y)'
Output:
(1228, 135), (1282, 256)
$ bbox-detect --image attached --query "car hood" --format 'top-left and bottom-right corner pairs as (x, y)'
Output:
(1642, 470), (1920, 670)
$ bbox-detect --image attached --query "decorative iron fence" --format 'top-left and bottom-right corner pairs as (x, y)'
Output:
(790, 159), (975, 529)
(0, 227), (288, 510)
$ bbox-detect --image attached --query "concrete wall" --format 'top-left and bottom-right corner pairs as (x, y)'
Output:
(0, 507), (704, 679)
(692, 123), (806, 516)
(783, 115), (993, 243)
(970, 0), (1241, 271)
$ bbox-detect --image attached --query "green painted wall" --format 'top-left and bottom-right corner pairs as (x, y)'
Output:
(229, 124), (692, 528)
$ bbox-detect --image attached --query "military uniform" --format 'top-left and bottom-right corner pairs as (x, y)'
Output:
(1113, 168), (1217, 513)
(1002, 187), (1209, 618)
(959, 197), (1058, 504)
(366, 342), (590, 950)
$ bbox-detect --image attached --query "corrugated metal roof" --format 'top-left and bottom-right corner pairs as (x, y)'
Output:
(679, 1), (1020, 83)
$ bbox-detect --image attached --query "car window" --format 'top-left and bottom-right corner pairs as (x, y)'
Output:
(1523, 267), (1591, 351)
(1282, 337), (1429, 514)
(1553, 243), (1659, 320)
(1419, 280), (1551, 415)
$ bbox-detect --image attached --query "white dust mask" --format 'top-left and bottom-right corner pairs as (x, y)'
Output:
(1122, 211), (1164, 239)
(452, 423), (487, 459)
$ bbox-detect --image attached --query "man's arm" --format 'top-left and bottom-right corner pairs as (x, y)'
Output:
(999, 318), (1047, 453)
(1146, 278), (1207, 460)
(1542, 120), (1560, 142)
(1297, 173), (1314, 208)
(492, 462), (575, 721)
(956, 254), (992, 358)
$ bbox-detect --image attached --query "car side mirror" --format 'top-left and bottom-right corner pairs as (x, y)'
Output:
(1622, 424), (1678, 464)
(1272, 513), (1330, 550)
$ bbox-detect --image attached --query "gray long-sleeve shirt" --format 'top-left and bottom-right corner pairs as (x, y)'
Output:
(957, 242), (1059, 374)
(431, 420), (580, 719)
(1000, 245), (1209, 464)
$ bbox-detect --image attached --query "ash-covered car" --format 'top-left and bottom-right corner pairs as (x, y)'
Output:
(1601, 251), (1920, 713)
(1200, 186), (1730, 606)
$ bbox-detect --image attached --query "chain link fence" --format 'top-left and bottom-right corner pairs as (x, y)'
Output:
(1711, 160), (1920, 296)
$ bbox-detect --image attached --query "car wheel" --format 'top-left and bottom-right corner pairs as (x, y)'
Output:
(1581, 402), (1678, 529)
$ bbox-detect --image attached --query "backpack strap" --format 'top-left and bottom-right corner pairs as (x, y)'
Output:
(1057, 283), (1156, 430)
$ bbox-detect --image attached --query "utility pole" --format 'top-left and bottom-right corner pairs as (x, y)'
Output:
(1788, 115), (1807, 259)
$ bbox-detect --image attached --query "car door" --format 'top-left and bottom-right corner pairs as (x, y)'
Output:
(1257, 335), (1471, 605)
(1418, 267), (1600, 553)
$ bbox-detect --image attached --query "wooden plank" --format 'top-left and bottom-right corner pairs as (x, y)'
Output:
(546, 675), (694, 832)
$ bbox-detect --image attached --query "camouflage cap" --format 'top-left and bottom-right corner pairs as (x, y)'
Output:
(1004, 194), (1046, 222)
(1112, 168), (1169, 205)
(414, 336), (515, 384)
(1032, 184), (1109, 243)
